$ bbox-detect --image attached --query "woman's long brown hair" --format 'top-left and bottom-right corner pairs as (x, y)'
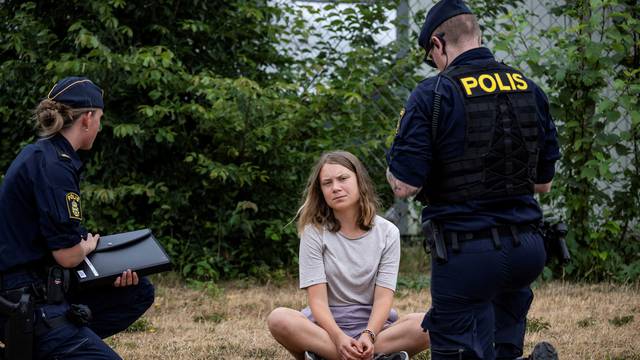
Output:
(296, 151), (380, 234)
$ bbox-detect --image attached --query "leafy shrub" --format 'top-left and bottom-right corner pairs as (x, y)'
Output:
(0, 0), (404, 280)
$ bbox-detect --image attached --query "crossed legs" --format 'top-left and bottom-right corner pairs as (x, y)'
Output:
(267, 307), (429, 359)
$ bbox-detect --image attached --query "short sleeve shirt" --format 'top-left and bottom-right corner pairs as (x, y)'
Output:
(299, 215), (401, 306)
(0, 134), (86, 271)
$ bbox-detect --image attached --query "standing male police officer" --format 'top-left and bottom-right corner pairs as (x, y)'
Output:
(386, 0), (561, 359)
(0, 77), (155, 359)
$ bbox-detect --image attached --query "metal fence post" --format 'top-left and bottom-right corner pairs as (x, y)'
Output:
(396, 0), (410, 59)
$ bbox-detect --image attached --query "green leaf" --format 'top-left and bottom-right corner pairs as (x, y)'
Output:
(631, 111), (640, 126)
(580, 167), (597, 179)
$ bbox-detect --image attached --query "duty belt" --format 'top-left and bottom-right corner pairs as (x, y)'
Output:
(423, 221), (537, 264)
(442, 224), (536, 252)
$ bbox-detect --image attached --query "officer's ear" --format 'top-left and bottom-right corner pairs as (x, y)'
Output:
(79, 111), (92, 131)
(430, 36), (439, 51)
(433, 35), (447, 55)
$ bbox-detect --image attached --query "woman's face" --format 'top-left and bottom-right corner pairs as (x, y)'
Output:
(82, 109), (103, 150)
(319, 163), (360, 213)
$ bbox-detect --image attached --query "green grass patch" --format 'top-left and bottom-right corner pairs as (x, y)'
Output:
(577, 316), (596, 328)
(607, 352), (640, 360)
(193, 312), (226, 324)
(414, 351), (432, 360)
(242, 347), (281, 358)
(397, 244), (432, 293)
(186, 279), (225, 298)
(125, 317), (153, 333)
(527, 317), (551, 333)
(397, 274), (431, 291)
(608, 315), (634, 327)
(399, 245), (431, 276)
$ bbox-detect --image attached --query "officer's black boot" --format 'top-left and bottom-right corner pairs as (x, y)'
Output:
(524, 341), (558, 360)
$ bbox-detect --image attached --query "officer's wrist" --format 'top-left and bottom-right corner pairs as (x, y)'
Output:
(80, 239), (94, 256)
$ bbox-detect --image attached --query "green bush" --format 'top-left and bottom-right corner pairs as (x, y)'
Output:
(2, 0), (638, 282)
(0, 0), (405, 280)
(494, 0), (640, 282)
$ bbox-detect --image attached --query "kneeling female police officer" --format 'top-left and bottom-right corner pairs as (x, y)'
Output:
(0, 77), (155, 359)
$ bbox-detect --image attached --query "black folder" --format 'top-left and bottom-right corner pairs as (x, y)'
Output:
(73, 229), (172, 288)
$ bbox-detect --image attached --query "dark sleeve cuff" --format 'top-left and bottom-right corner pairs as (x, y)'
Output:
(536, 161), (556, 184)
(388, 154), (428, 188)
(47, 232), (82, 251)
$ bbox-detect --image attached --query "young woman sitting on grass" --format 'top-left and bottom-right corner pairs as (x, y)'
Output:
(267, 151), (429, 360)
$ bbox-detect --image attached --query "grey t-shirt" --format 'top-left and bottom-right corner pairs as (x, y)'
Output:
(299, 215), (401, 306)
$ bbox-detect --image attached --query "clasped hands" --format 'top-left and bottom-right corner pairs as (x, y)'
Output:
(334, 332), (375, 360)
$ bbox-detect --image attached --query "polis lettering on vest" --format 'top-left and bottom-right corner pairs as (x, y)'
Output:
(506, 73), (517, 89)
(495, 73), (511, 91)
(458, 72), (529, 96)
(478, 74), (496, 92)
(512, 73), (528, 90)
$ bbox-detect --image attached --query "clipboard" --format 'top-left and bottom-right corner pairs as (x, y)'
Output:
(73, 229), (172, 288)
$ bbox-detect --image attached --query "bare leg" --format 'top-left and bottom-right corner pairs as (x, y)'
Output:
(375, 313), (430, 357)
(267, 307), (341, 360)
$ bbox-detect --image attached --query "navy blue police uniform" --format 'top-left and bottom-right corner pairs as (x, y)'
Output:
(0, 77), (154, 359)
(387, 1), (561, 359)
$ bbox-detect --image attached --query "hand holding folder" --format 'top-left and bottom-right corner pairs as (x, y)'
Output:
(73, 229), (172, 289)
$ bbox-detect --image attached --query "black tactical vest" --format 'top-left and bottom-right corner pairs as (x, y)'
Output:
(427, 61), (539, 204)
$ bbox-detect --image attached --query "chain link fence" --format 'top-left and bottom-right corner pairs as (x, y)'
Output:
(285, 0), (563, 96)
(279, 0), (636, 238)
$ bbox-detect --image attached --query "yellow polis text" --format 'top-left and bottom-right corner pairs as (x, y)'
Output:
(459, 73), (528, 96)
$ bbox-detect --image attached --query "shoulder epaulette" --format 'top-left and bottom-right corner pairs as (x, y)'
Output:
(58, 152), (72, 161)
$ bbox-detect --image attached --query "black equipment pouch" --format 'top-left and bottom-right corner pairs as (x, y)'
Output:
(1, 292), (34, 360)
(66, 304), (92, 327)
(46, 266), (69, 305)
(552, 222), (570, 264)
(539, 220), (571, 264)
(556, 223), (571, 263)
(422, 220), (447, 263)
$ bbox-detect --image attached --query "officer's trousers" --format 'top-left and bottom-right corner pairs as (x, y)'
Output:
(421, 230), (546, 360)
(1, 273), (155, 360)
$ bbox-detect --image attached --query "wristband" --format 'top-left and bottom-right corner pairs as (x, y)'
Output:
(362, 328), (376, 343)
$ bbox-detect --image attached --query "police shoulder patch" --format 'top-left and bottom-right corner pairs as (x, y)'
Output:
(65, 192), (82, 220)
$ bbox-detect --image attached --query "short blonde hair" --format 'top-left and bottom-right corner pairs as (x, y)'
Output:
(434, 13), (482, 47)
(296, 151), (379, 234)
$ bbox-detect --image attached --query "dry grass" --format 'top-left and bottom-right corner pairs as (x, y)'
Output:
(525, 282), (640, 360)
(109, 273), (639, 360)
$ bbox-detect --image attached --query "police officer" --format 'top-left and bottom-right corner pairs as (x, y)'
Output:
(386, 0), (561, 359)
(0, 77), (155, 359)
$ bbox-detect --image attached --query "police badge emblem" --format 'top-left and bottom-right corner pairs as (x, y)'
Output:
(66, 192), (82, 220)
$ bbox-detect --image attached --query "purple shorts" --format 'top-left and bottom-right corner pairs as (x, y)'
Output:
(301, 304), (399, 338)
